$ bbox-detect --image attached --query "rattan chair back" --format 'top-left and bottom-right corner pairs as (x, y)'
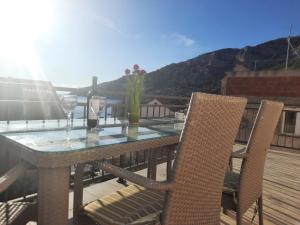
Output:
(162, 93), (247, 225)
(238, 100), (283, 214)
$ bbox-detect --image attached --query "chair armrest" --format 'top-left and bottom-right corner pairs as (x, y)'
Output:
(231, 147), (247, 159)
(99, 162), (174, 191)
(0, 162), (29, 193)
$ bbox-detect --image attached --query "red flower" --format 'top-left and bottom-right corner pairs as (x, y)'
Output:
(124, 68), (130, 76)
(139, 70), (146, 76)
(133, 64), (140, 71)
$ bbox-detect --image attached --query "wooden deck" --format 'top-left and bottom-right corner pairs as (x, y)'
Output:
(221, 149), (300, 225)
(64, 149), (300, 225)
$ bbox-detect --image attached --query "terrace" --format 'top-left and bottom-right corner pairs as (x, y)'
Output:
(2, 147), (299, 225)
(64, 149), (299, 225)
(0, 82), (299, 225)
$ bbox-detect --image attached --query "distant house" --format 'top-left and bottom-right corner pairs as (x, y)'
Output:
(221, 69), (300, 136)
(0, 77), (65, 121)
(140, 97), (187, 118)
(140, 98), (172, 118)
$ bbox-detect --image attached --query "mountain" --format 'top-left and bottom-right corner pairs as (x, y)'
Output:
(74, 36), (300, 97)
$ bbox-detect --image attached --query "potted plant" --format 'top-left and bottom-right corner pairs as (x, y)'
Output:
(125, 64), (146, 125)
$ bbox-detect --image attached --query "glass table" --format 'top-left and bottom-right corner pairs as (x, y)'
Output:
(0, 118), (183, 225)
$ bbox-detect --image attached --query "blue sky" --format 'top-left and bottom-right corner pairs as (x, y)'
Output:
(0, 0), (300, 87)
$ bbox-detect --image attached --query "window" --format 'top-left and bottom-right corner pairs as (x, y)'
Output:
(284, 111), (297, 134)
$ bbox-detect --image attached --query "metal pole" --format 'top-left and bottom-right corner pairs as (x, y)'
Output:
(285, 24), (292, 71)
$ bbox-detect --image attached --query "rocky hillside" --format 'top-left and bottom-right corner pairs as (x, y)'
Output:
(75, 36), (300, 97)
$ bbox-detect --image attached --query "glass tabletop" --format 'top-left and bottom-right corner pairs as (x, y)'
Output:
(0, 119), (183, 153)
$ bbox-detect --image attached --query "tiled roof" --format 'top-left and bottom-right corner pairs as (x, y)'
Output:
(222, 70), (300, 102)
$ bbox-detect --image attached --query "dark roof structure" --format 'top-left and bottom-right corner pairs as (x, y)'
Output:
(0, 77), (65, 120)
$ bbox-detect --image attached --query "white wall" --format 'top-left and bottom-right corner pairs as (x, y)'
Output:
(295, 112), (300, 136)
(140, 99), (172, 118)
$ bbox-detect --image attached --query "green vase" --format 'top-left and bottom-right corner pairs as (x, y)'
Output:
(128, 112), (140, 125)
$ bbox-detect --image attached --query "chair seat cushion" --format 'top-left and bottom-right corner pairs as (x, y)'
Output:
(0, 202), (33, 224)
(83, 184), (165, 225)
(223, 171), (240, 194)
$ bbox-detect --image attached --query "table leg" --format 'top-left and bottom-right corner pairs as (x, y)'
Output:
(147, 150), (151, 179)
(166, 148), (174, 181)
(165, 144), (177, 181)
(117, 154), (128, 185)
(0, 143), (9, 174)
(73, 164), (84, 225)
(147, 149), (157, 180)
(38, 166), (69, 225)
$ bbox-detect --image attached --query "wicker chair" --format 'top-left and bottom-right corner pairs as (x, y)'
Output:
(0, 162), (37, 225)
(78, 93), (247, 225)
(222, 100), (284, 225)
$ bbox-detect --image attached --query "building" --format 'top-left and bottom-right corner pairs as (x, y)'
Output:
(0, 77), (64, 120)
(140, 97), (188, 118)
(222, 69), (300, 136)
(140, 98), (173, 118)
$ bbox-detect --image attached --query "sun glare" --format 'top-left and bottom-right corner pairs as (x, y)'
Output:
(0, 0), (54, 80)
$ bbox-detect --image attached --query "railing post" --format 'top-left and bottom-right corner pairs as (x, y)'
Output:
(124, 95), (128, 118)
(104, 105), (108, 121)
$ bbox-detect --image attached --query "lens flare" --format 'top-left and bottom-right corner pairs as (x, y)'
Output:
(0, 0), (54, 80)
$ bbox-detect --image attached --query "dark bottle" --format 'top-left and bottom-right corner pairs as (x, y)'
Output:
(87, 76), (98, 128)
